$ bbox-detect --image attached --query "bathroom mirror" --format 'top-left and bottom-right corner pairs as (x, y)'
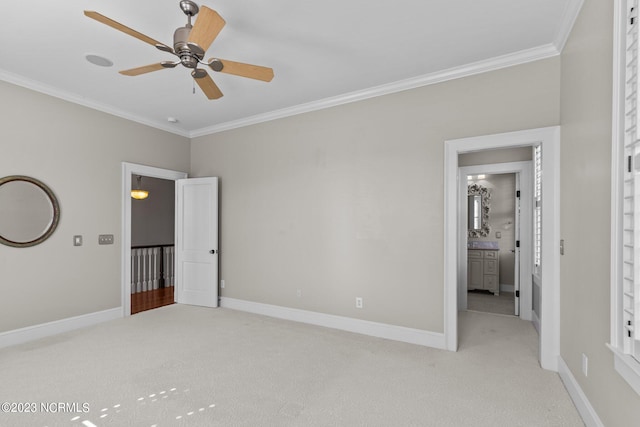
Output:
(0, 175), (60, 247)
(468, 183), (490, 238)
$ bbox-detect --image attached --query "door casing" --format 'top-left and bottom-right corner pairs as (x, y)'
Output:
(444, 126), (560, 371)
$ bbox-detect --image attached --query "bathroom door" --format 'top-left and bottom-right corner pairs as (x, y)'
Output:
(514, 175), (521, 316)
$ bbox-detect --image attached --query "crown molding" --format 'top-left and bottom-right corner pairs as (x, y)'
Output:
(554, 0), (585, 52)
(2, 33), (574, 141)
(0, 69), (190, 138)
(190, 43), (560, 137)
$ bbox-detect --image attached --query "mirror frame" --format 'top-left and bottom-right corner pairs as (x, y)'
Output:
(0, 175), (60, 248)
(468, 183), (490, 238)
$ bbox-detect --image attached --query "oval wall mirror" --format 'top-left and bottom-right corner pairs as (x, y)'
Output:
(0, 175), (60, 247)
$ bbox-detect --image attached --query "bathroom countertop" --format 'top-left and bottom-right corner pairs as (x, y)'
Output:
(467, 241), (499, 250)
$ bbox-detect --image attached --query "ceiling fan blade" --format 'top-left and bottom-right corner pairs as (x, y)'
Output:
(210, 58), (274, 82)
(119, 63), (167, 76)
(192, 70), (223, 100)
(187, 6), (226, 52)
(84, 11), (171, 50)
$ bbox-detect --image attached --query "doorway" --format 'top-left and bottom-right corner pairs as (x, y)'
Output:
(459, 169), (531, 319)
(121, 163), (187, 317)
(444, 126), (560, 371)
(130, 175), (176, 314)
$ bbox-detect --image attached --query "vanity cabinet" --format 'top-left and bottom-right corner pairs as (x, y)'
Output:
(467, 249), (499, 295)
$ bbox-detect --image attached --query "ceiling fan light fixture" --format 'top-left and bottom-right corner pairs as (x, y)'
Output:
(85, 54), (113, 67)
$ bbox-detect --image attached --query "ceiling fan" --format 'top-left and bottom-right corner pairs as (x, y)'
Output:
(84, 0), (274, 100)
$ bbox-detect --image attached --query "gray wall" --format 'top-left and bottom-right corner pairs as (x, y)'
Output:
(560, 0), (640, 425)
(191, 58), (561, 333)
(458, 147), (532, 167)
(0, 81), (189, 333)
(131, 176), (175, 247)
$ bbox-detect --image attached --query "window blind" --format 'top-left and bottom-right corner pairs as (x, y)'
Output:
(534, 145), (542, 270)
(624, 0), (640, 360)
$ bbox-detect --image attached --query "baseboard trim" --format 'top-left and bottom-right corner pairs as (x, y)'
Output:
(0, 307), (122, 349)
(557, 357), (605, 427)
(220, 297), (447, 350)
(500, 284), (514, 293)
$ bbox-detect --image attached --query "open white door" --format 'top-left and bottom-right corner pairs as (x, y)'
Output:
(175, 177), (219, 308)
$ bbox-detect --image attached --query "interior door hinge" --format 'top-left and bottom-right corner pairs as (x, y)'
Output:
(629, 155), (632, 173)
(515, 290), (520, 298)
(516, 190), (520, 198)
(516, 240), (520, 248)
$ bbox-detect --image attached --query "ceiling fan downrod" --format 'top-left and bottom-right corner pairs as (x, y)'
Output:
(173, 1), (208, 69)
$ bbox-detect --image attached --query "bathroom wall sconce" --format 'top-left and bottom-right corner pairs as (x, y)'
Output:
(131, 175), (149, 200)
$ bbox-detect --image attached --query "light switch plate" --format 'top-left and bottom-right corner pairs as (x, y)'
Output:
(98, 234), (114, 245)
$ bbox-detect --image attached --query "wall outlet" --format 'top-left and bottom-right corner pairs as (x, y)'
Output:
(220, 280), (225, 289)
(495, 231), (501, 239)
(296, 289), (302, 297)
(73, 235), (83, 246)
(356, 297), (363, 309)
(582, 353), (588, 377)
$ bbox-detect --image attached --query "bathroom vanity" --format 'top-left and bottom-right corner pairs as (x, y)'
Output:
(467, 244), (500, 295)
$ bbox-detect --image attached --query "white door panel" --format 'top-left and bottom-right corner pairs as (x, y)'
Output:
(176, 177), (219, 308)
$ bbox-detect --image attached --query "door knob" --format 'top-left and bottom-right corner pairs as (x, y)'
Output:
(210, 249), (216, 254)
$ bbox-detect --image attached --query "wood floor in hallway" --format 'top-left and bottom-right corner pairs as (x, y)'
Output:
(131, 286), (175, 314)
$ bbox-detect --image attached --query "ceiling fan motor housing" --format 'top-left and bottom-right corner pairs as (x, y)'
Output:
(174, 25), (202, 68)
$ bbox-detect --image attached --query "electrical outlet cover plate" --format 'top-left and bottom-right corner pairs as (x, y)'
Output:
(98, 234), (114, 245)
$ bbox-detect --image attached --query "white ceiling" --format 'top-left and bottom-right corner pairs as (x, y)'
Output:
(0, 0), (579, 137)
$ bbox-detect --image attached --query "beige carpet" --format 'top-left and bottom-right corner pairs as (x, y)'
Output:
(0, 305), (583, 427)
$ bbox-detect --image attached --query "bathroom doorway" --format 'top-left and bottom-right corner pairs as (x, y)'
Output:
(457, 158), (533, 321)
(464, 172), (520, 316)
(444, 127), (560, 370)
